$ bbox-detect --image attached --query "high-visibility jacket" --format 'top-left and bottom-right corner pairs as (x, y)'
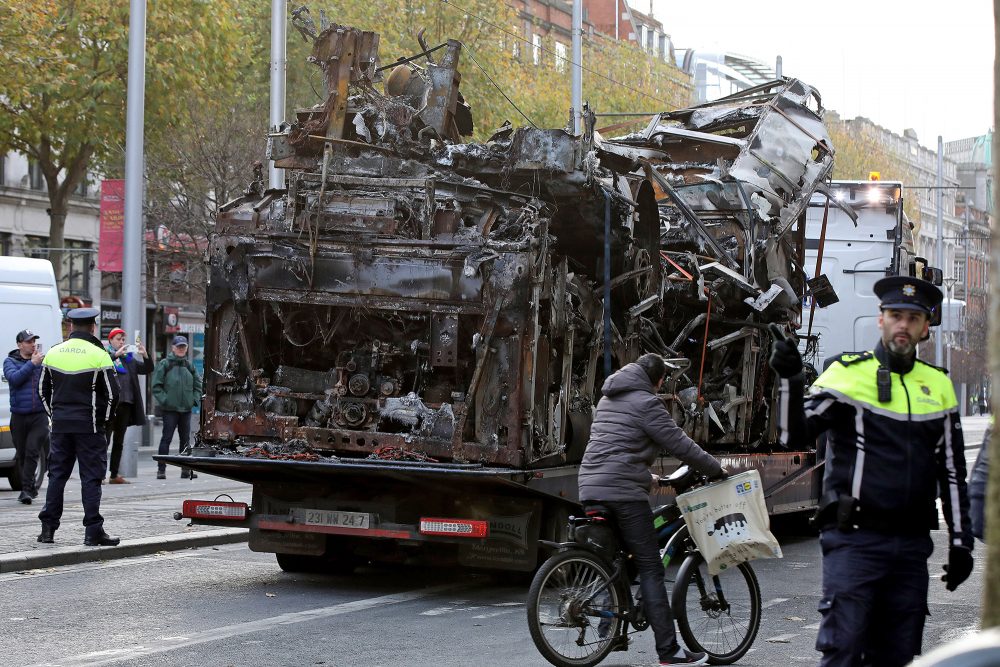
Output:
(778, 341), (972, 549)
(40, 331), (120, 434)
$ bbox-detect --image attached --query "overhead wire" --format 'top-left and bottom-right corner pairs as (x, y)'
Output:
(438, 0), (674, 108)
(461, 44), (539, 129)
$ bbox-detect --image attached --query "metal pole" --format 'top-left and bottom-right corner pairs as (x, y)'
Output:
(571, 0), (582, 135)
(935, 135), (944, 365)
(269, 0), (287, 190)
(946, 283), (952, 373)
(121, 0), (147, 478)
(775, 55), (783, 79)
(964, 204), (970, 351)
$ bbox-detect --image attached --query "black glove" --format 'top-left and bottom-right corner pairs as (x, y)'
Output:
(768, 324), (802, 378)
(942, 546), (973, 591)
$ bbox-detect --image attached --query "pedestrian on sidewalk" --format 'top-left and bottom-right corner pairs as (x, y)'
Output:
(103, 328), (153, 484)
(37, 308), (121, 547)
(3, 329), (49, 504)
(152, 335), (202, 480)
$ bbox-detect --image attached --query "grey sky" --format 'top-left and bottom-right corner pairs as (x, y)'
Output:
(650, 0), (994, 149)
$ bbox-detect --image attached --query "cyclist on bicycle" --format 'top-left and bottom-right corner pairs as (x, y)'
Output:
(578, 353), (725, 666)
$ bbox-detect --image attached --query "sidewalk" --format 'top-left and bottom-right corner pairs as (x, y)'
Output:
(0, 441), (250, 574)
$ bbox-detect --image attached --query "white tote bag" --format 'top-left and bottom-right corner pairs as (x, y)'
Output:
(675, 470), (783, 575)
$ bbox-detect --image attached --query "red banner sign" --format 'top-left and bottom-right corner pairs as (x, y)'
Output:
(98, 179), (125, 272)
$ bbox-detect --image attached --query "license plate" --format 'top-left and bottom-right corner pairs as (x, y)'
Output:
(303, 510), (371, 529)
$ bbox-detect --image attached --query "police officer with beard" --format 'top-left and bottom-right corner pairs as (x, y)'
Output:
(769, 276), (973, 667)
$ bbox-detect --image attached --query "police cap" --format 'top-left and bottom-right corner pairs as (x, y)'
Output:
(66, 307), (100, 325)
(873, 276), (942, 316)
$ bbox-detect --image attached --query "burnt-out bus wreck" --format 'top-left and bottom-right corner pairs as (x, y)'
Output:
(165, 23), (835, 571)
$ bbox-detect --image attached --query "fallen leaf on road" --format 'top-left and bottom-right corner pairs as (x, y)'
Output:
(266, 592), (276, 598)
(785, 616), (805, 621)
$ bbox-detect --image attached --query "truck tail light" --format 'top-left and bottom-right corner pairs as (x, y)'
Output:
(419, 518), (488, 538)
(182, 500), (248, 520)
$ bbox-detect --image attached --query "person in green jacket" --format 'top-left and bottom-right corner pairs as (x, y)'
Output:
(151, 336), (202, 479)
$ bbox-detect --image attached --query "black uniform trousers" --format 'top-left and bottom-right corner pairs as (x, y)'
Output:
(817, 528), (934, 667)
(38, 432), (108, 538)
(10, 411), (48, 499)
(105, 402), (133, 478)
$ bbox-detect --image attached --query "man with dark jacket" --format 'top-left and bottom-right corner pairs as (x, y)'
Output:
(770, 276), (972, 667)
(152, 336), (202, 480)
(578, 353), (724, 667)
(970, 417), (992, 541)
(3, 329), (48, 503)
(38, 308), (121, 546)
(104, 328), (153, 484)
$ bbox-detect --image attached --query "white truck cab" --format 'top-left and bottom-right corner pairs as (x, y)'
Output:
(0, 257), (63, 490)
(800, 180), (938, 370)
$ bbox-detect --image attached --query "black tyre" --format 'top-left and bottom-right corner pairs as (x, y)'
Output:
(275, 552), (325, 573)
(34, 443), (47, 491)
(527, 549), (624, 667)
(671, 553), (761, 665)
(7, 464), (22, 491)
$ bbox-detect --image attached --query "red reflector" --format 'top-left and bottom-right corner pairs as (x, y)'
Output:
(182, 500), (248, 520)
(419, 518), (488, 538)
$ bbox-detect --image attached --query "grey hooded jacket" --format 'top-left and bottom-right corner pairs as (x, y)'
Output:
(578, 362), (723, 502)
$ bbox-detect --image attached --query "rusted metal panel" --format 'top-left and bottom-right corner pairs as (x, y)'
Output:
(200, 24), (836, 473)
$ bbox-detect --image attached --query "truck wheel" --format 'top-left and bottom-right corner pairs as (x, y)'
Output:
(7, 463), (23, 492)
(275, 553), (325, 573)
(275, 550), (361, 574)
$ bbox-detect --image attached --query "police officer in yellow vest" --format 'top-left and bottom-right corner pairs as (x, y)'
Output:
(769, 276), (973, 667)
(37, 308), (121, 546)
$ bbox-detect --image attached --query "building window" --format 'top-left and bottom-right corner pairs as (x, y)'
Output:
(532, 34), (542, 66)
(23, 236), (93, 297)
(0, 153), (6, 187)
(0, 233), (10, 256)
(75, 177), (88, 198)
(648, 29), (657, 55)
(28, 160), (44, 190)
(555, 41), (568, 72)
(512, 25), (521, 59)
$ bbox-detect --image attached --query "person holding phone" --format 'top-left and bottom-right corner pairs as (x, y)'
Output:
(4, 329), (48, 503)
(103, 327), (153, 484)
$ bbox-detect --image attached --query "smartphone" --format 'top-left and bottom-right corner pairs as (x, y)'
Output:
(134, 330), (141, 345)
(35, 342), (44, 354)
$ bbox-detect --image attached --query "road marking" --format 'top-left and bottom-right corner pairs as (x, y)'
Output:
(27, 584), (458, 667)
(472, 609), (519, 619)
(762, 597), (789, 609)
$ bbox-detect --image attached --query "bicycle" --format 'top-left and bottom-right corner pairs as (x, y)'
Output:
(527, 466), (762, 667)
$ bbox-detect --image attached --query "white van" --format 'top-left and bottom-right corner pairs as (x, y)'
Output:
(0, 257), (63, 491)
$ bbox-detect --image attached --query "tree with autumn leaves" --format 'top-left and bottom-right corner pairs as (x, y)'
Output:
(0, 0), (248, 283)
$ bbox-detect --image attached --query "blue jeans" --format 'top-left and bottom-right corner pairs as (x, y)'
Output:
(602, 500), (679, 661)
(817, 528), (933, 667)
(157, 411), (191, 472)
(38, 432), (108, 538)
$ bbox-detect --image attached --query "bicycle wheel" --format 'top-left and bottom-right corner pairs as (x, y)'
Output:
(671, 552), (761, 665)
(527, 549), (624, 667)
